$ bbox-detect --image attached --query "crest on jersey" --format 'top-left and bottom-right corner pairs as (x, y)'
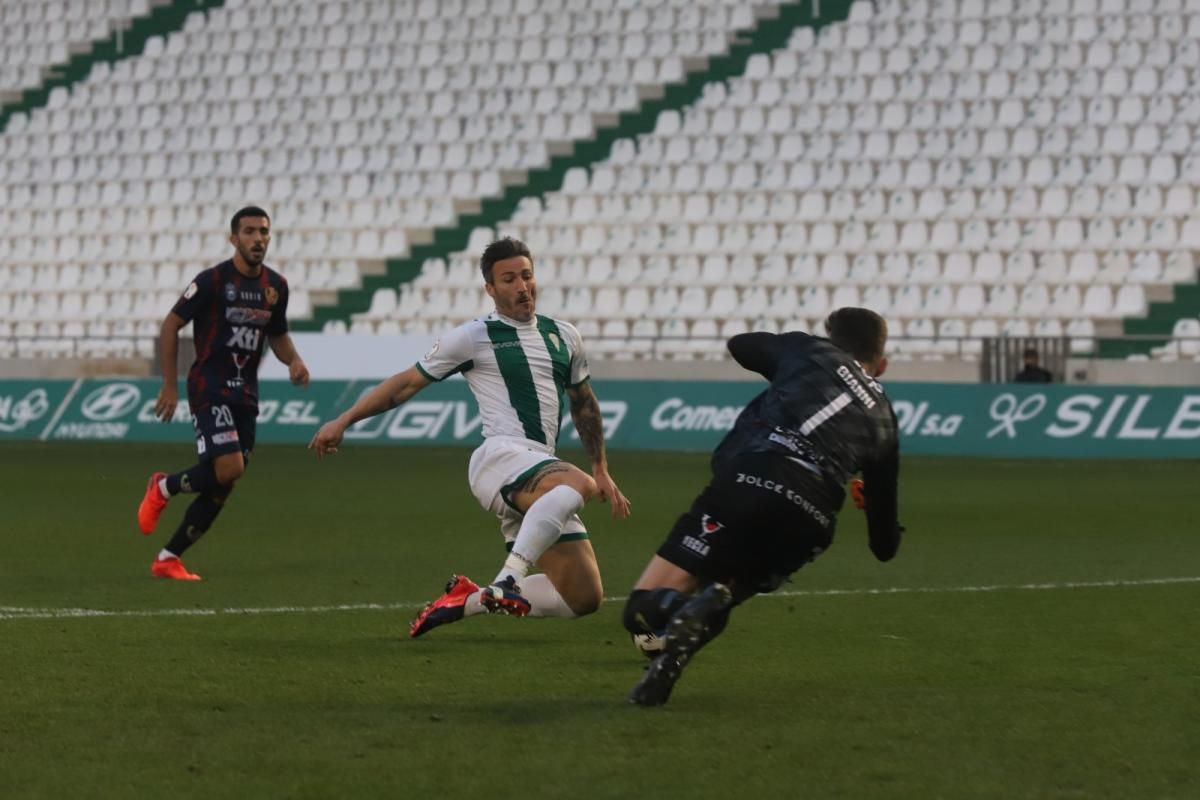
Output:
(548, 332), (561, 351)
(224, 283), (237, 302)
(699, 514), (724, 537)
(183, 281), (198, 300)
(265, 287), (278, 307)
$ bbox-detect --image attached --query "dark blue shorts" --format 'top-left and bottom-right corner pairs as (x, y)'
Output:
(191, 402), (256, 463)
(657, 453), (836, 594)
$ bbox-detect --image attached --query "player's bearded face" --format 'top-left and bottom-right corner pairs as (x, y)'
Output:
(232, 218), (270, 267)
(487, 256), (537, 322)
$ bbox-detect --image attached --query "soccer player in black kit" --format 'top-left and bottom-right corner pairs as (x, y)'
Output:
(623, 307), (903, 706)
(136, 207), (309, 580)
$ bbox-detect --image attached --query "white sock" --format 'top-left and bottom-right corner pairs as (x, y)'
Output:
(495, 552), (534, 584)
(158, 477), (171, 499)
(462, 590), (487, 617)
(494, 485), (585, 584)
(156, 549), (177, 561)
(520, 574), (578, 618)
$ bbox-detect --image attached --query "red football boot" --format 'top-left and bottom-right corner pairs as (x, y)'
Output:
(137, 472), (169, 534)
(409, 575), (481, 638)
(151, 557), (201, 581)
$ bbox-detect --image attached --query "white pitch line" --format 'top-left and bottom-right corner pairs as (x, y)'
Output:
(0, 602), (421, 621)
(2, 576), (1197, 622)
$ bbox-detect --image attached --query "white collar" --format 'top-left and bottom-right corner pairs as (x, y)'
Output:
(493, 310), (535, 328)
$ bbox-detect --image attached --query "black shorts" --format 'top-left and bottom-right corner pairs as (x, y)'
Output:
(657, 452), (837, 595)
(191, 401), (256, 463)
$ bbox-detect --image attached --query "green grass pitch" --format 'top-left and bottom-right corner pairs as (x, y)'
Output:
(1, 442), (1197, 799)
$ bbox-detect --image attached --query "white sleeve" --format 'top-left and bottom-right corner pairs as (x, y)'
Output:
(416, 323), (475, 381)
(564, 322), (590, 387)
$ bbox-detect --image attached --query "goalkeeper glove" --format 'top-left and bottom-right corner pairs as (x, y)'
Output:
(850, 479), (866, 510)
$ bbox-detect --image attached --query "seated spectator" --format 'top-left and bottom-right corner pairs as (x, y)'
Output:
(1014, 348), (1053, 383)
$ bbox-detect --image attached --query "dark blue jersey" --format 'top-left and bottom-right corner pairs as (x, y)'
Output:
(172, 259), (289, 409)
(715, 332), (901, 557)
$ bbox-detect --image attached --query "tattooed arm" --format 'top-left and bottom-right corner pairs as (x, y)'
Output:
(567, 381), (631, 518)
(567, 381), (607, 470)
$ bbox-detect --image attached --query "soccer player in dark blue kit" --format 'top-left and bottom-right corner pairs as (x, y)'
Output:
(136, 207), (309, 580)
(623, 308), (904, 706)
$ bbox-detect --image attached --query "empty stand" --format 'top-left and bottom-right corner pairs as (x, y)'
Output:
(401, 0), (1200, 360)
(3, 0), (1199, 364)
(0, 0), (161, 99)
(0, 0), (779, 351)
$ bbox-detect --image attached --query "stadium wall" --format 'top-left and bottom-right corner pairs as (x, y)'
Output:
(2, 378), (1198, 458)
(251, 333), (1200, 386)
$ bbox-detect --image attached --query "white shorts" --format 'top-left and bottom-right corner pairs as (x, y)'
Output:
(467, 436), (588, 545)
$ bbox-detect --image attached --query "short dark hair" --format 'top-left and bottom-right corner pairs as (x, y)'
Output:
(825, 307), (887, 364)
(479, 237), (532, 283)
(231, 206), (270, 234)
(1023, 347), (1039, 360)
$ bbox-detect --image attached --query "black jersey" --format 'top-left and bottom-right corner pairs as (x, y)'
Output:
(714, 331), (901, 557)
(172, 259), (289, 409)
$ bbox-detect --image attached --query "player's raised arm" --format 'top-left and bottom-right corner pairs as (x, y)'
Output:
(309, 366), (431, 458)
(566, 380), (630, 518)
(154, 312), (188, 422)
(727, 331), (782, 380)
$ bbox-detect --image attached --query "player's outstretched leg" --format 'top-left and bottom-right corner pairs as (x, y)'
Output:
(630, 582), (733, 707)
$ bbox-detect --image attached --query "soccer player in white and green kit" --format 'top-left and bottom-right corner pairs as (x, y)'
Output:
(309, 237), (631, 636)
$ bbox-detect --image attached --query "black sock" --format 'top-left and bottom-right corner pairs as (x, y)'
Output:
(165, 462), (219, 496)
(163, 490), (230, 557)
(624, 587), (735, 654)
(623, 588), (691, 636)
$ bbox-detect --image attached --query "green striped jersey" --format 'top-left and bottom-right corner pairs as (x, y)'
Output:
(415, 312), (589, 449)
